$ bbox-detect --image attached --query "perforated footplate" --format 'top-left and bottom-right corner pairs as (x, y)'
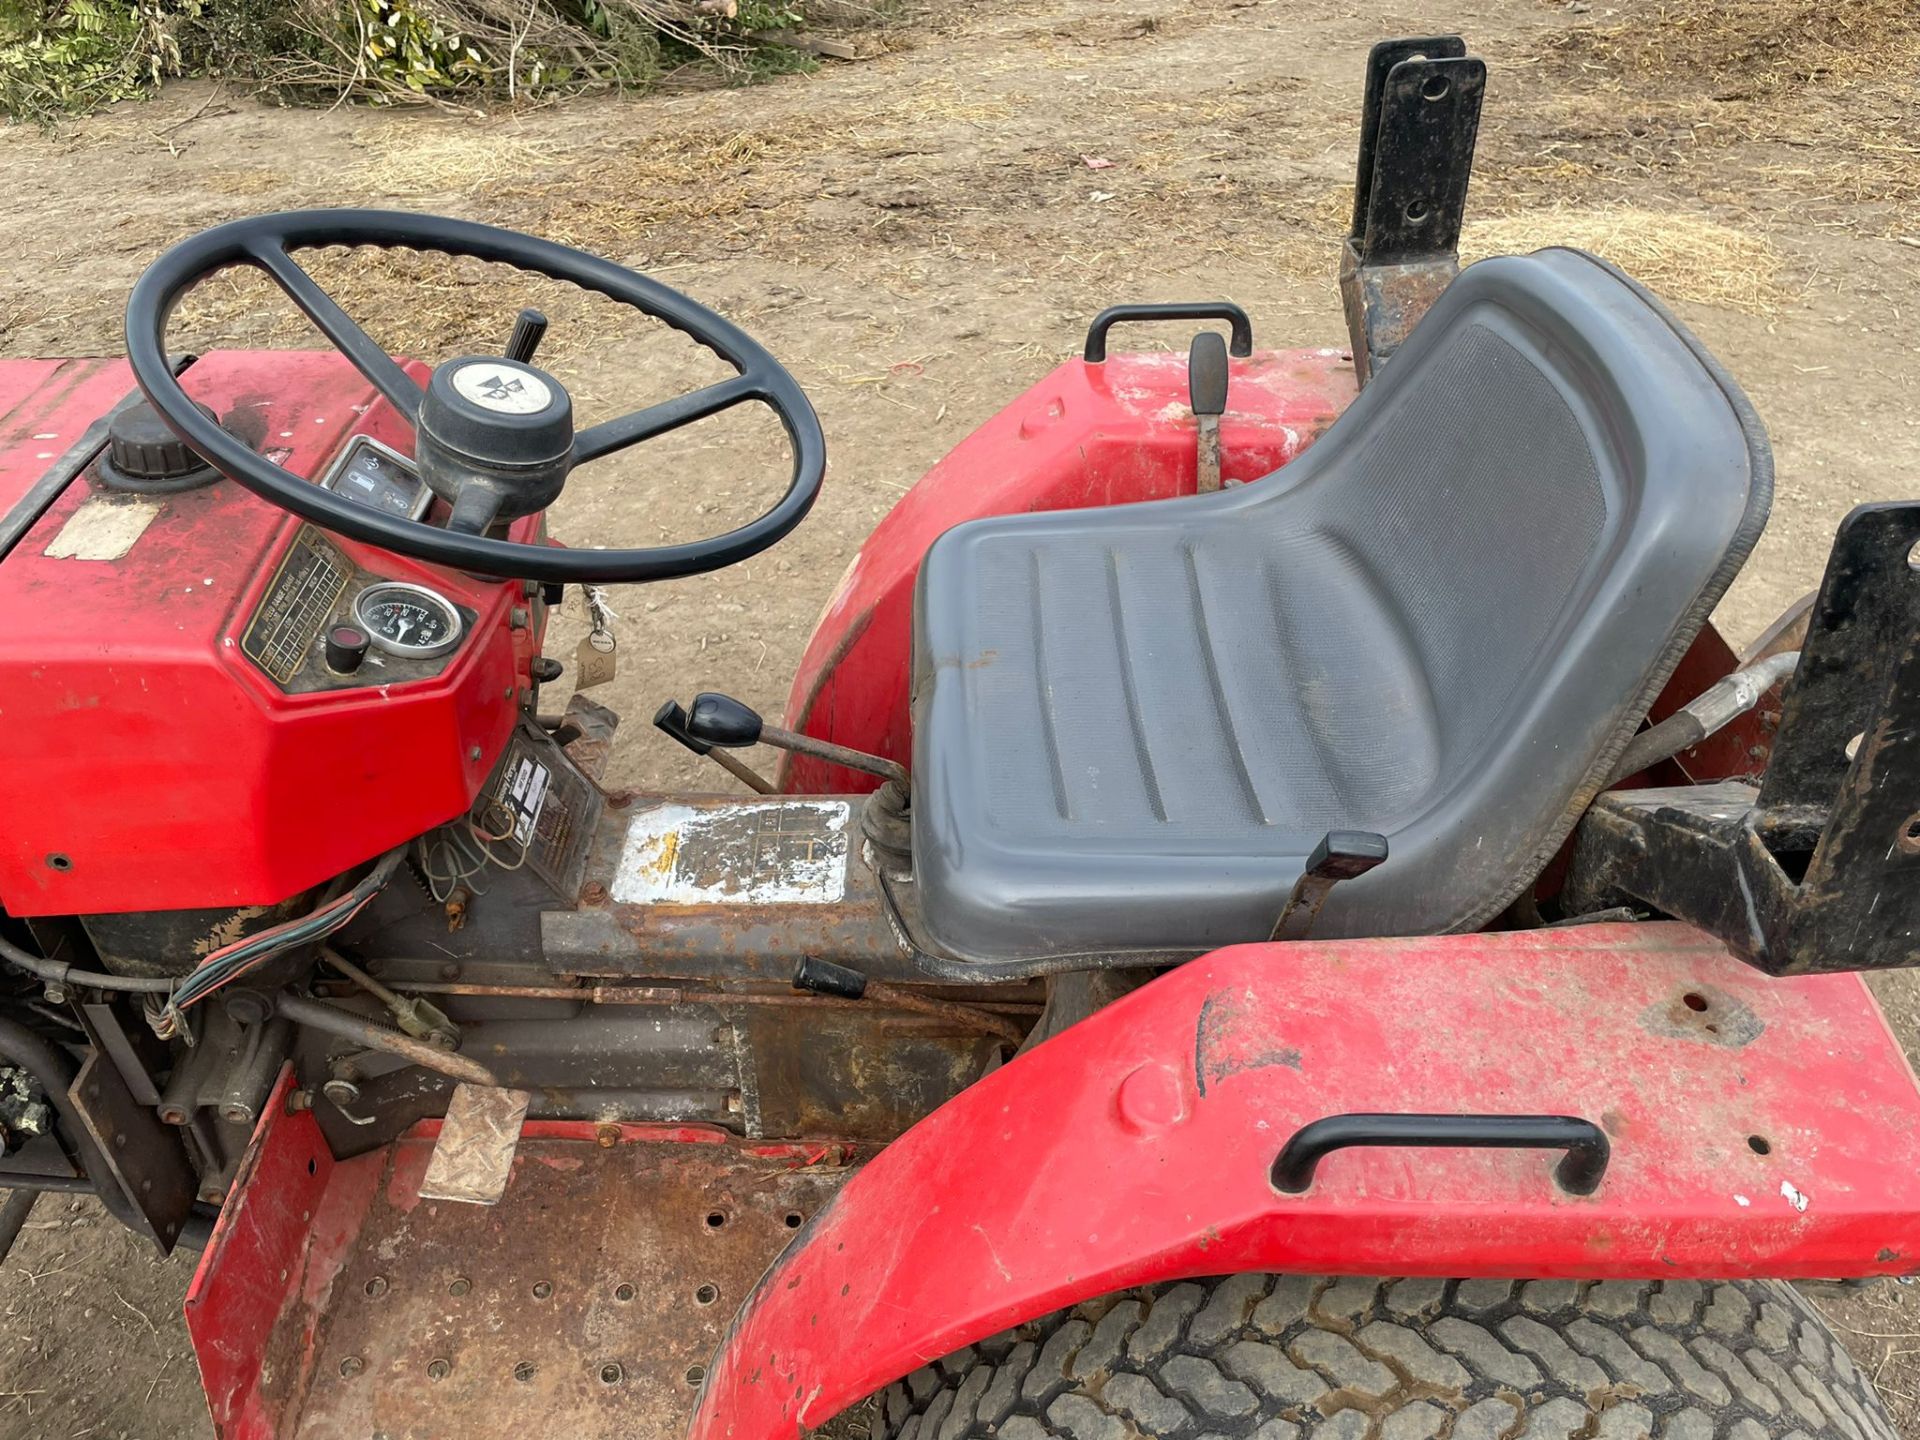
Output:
(273, 1127), (850, 1440)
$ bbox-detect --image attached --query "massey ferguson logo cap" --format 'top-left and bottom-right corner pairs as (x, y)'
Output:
(452, 362), (554, 416)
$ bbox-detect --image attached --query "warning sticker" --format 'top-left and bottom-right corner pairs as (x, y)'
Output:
(469, 724), (602, 900)
(612, 800), (851, 906)
(501, 755), (550, 844)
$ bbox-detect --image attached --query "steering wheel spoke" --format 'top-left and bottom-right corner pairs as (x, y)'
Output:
(575, 371), (767, 464)
(246, 241), (425, 419)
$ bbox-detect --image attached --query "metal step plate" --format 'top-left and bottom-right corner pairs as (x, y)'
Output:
(186, 1078), (852, 1440)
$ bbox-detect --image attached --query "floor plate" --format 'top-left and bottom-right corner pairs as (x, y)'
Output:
(187, 1092), (851, 1440)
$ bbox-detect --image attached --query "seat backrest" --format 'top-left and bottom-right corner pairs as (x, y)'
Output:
(1274, 246), (1773, 933)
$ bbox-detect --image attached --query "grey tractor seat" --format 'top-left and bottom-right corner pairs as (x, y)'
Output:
(908, 249), (1773, 963)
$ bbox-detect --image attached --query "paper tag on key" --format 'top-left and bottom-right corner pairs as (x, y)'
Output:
(574, 628), (617, 690)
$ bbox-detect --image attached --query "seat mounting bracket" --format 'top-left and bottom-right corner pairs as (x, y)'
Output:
(1339, 36), (1486, 386)
(1566, 502), (1920, 975)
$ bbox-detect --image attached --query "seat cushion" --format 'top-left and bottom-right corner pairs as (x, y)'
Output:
(909, 249), (1771, 963)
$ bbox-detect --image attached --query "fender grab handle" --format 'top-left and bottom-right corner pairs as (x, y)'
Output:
(1084, 302), (1254, 363)
(1270, 1113), (1611, 1197)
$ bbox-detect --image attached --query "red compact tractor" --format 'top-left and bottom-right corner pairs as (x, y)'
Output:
(2, 37), (1916, 1440)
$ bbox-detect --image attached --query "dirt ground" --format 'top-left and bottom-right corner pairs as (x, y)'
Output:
(1, 0), (1918, 1434)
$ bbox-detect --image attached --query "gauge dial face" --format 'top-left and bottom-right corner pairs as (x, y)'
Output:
(352, 582), (463, 660)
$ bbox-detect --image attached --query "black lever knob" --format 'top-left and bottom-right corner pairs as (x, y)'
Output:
(793, 955), (869, 1000)
(325, 624), (370, 675)
(653, 700), (710, 755)
(1272, 829), (1388, 942)
(1188, 331), (1229, 418)
(506, 308), (549, 364)
(1301, 829), (1389, 881)
(686, 692), (764, 748)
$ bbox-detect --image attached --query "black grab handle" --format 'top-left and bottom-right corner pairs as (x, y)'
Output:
(1271, 1113), (1610, 1196)
(1084, 302), (1254, 363)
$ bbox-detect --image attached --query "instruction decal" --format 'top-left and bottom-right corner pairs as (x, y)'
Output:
(612, 800), (851, 906)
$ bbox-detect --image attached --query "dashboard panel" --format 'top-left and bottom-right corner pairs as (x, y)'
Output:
(241, 521), (475, 694)
(0, 355), (538, 918)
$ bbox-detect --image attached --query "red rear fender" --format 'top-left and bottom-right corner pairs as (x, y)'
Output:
(692, 923), (1920, 1440)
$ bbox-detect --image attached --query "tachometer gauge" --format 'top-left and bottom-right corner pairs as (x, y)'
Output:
(352, 582), (463, 660)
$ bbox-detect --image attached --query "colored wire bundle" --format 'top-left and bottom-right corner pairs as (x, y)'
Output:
(154, 846), (407, 1037)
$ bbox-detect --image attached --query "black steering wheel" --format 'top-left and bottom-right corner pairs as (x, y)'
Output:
(125, 210), (826, 583)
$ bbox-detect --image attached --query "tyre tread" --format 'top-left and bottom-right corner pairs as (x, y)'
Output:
(869, 1277), (1896, 1440)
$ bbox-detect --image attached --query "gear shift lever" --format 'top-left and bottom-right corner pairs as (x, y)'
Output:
(660, 692), (909, 789)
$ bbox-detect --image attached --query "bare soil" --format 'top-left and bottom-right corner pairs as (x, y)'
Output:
(1, 0), (1917, 1434)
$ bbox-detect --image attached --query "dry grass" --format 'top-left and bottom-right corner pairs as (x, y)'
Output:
(1538, 0), (1920, 232)
(347, 123), (564, 196)
(140, 0), (1910, 376)
(163, 72), (1032, 359)
(1551, 0), (1920, 93)
(168, 249), (612, 363)
(477, 78), (1017, 248)
(1463, 206), (1787, 313)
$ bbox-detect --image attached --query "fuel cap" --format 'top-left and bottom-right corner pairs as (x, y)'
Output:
(95, 399), (223, 493)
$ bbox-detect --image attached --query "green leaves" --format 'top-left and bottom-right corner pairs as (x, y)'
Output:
(0, 0), (181, 118)
(0, 0), (816, 117)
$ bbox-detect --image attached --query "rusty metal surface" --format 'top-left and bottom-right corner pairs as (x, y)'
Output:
(1338, 44), (1485, 385)
(742, 1004), (998, 1140)
(545, 798), (928, 982)
(68, 1049), (196, 1251)
(1338, 242), (1457, 385)
(418, 1083), (531, 1205)
(1569, 505), (1920, 974)
(284, 1131), (850, 1440)
(560, 692), (621, 783)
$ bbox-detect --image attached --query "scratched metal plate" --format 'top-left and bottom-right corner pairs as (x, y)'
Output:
(287, 1134), (850, 1440)
(418, 1084), (532, 1206)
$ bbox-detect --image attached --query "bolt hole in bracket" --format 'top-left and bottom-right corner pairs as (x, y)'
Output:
(1271, 1113), (1612, 1197)
(1567, 502), (1920, 976)
(1339, 35), (1487, 386)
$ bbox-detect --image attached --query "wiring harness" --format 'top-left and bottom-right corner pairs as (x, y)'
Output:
(152, 846), (409, 1039)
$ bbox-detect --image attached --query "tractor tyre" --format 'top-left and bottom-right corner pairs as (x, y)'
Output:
(874, 1275), (1897, 1440)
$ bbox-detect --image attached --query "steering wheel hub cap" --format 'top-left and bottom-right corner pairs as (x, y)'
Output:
(450, 361), (556, 415)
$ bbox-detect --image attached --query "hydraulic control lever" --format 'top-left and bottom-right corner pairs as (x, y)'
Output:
(1188, 331), (1229, 493)
(654, 700), (776, 794)
(658, 692), (909, 789)
(1271, 830), (1388, 941)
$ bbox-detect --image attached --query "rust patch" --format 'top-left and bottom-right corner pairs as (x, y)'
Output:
(286, 1135), (848, 1440)
(1639, 985), (1765, 1049)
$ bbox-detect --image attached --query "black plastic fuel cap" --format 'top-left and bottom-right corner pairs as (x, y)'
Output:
(95, 399), (223, 493)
